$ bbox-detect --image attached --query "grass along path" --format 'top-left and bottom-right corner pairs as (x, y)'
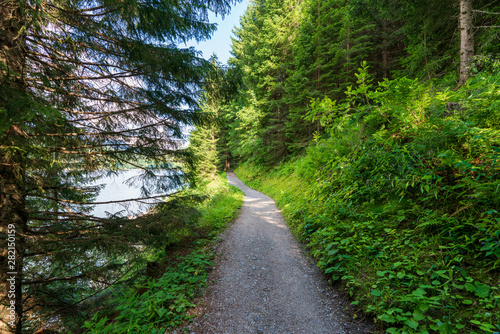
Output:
(177, 172), (372, 334)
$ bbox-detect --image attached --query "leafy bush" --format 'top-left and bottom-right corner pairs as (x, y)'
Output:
(236, 67), (500, 333)
(83, 253), (213, 333)
(80, 173), (244, 333)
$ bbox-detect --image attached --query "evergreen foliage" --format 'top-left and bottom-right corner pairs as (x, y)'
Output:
(0, 0), (237, 332)
(204, 0), (500, 165)
(188, 57), (242, 180)
(231, 0), (298, 161)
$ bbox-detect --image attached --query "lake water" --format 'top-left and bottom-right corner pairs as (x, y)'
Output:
(91, 169), (172, 218)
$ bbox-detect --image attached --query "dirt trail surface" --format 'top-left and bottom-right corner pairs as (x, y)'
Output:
(175, 172), (371, 334)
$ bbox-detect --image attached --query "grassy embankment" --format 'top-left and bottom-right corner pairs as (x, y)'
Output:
(81, 173), (243, 333)
(236, 70), (500, 333)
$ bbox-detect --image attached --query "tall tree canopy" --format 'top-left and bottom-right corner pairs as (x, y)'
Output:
(216, 0), (500, 166)
(0, 0), (236, 332)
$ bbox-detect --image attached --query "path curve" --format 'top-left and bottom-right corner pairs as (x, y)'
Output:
(177, 172), (370, 334)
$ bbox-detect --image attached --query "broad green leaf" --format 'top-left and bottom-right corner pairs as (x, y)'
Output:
(413, 310), (426, 321)
(479, 323), (496, 331)
(412, 288), (427, 297)
(325, 267), (335, 274)
(379, 314), (396, 323)
(464, 283), (475, 293)
(328, 249), (339, 256)
(474, 282), (491, 298)
(405, 318), (419, 329)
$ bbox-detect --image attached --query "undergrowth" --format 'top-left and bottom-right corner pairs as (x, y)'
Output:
(236, 65), (500, 334)
(80, 173), (243, 333)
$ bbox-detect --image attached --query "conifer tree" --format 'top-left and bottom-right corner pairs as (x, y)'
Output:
(189, 58), (241, 180)
(349, 0), (405, 80)
(0, 0), (235, 332)
(460, 0), (474, 85)
(284, 0), (351, 151)
(397, 0), (457, 79)
(231, 0), (298, 162)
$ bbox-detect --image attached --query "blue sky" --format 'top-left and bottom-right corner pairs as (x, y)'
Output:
(188, 0), (251, 64)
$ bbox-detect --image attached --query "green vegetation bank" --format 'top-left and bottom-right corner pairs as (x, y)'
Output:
(235, 70), (500, 332)
(82, 174), (243, 333)
(190, 0), (500, 333)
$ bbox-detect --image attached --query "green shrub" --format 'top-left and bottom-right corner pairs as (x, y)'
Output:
(81, 174), (244, 333)
(235, 68), (500, 333)
(83, 253), (213, 333)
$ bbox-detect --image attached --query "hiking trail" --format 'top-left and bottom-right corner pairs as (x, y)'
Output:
(174, 172), (372, 334)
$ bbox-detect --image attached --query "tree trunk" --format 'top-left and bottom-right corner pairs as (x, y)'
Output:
(459, 0), (474, 85)
(0, 1), (27, 333)
(0, 130), (26, 334)
(382, 20), (389, 79)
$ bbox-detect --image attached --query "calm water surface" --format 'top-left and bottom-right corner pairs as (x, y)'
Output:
(91, 169), (170, 218)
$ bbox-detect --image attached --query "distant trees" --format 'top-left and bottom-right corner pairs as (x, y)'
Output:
(229, 0), (387, 162)
(189, 57), (241, 179)
(201, 0), (500, 168)
(0, 0), (236, 332)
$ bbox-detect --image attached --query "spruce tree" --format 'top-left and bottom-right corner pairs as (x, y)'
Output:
(231, 0), (298, 163)
(189, 58), (241, 180)
(284, 0), (350, 152)
(0, 0), (236, 332)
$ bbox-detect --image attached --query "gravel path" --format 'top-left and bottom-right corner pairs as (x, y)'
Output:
(175, 172), (372, 334)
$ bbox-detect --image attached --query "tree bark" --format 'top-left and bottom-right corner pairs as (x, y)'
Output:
(0, 133), (27, 334)
(459, 0), (474, 85)
(0, 1), (27, 333)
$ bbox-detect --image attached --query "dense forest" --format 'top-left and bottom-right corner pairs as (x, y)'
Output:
(196, 0), (500, 167)
(191, 0), (500, 333)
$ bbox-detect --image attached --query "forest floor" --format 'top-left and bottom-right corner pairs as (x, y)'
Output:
(172, 172), (373, 334)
